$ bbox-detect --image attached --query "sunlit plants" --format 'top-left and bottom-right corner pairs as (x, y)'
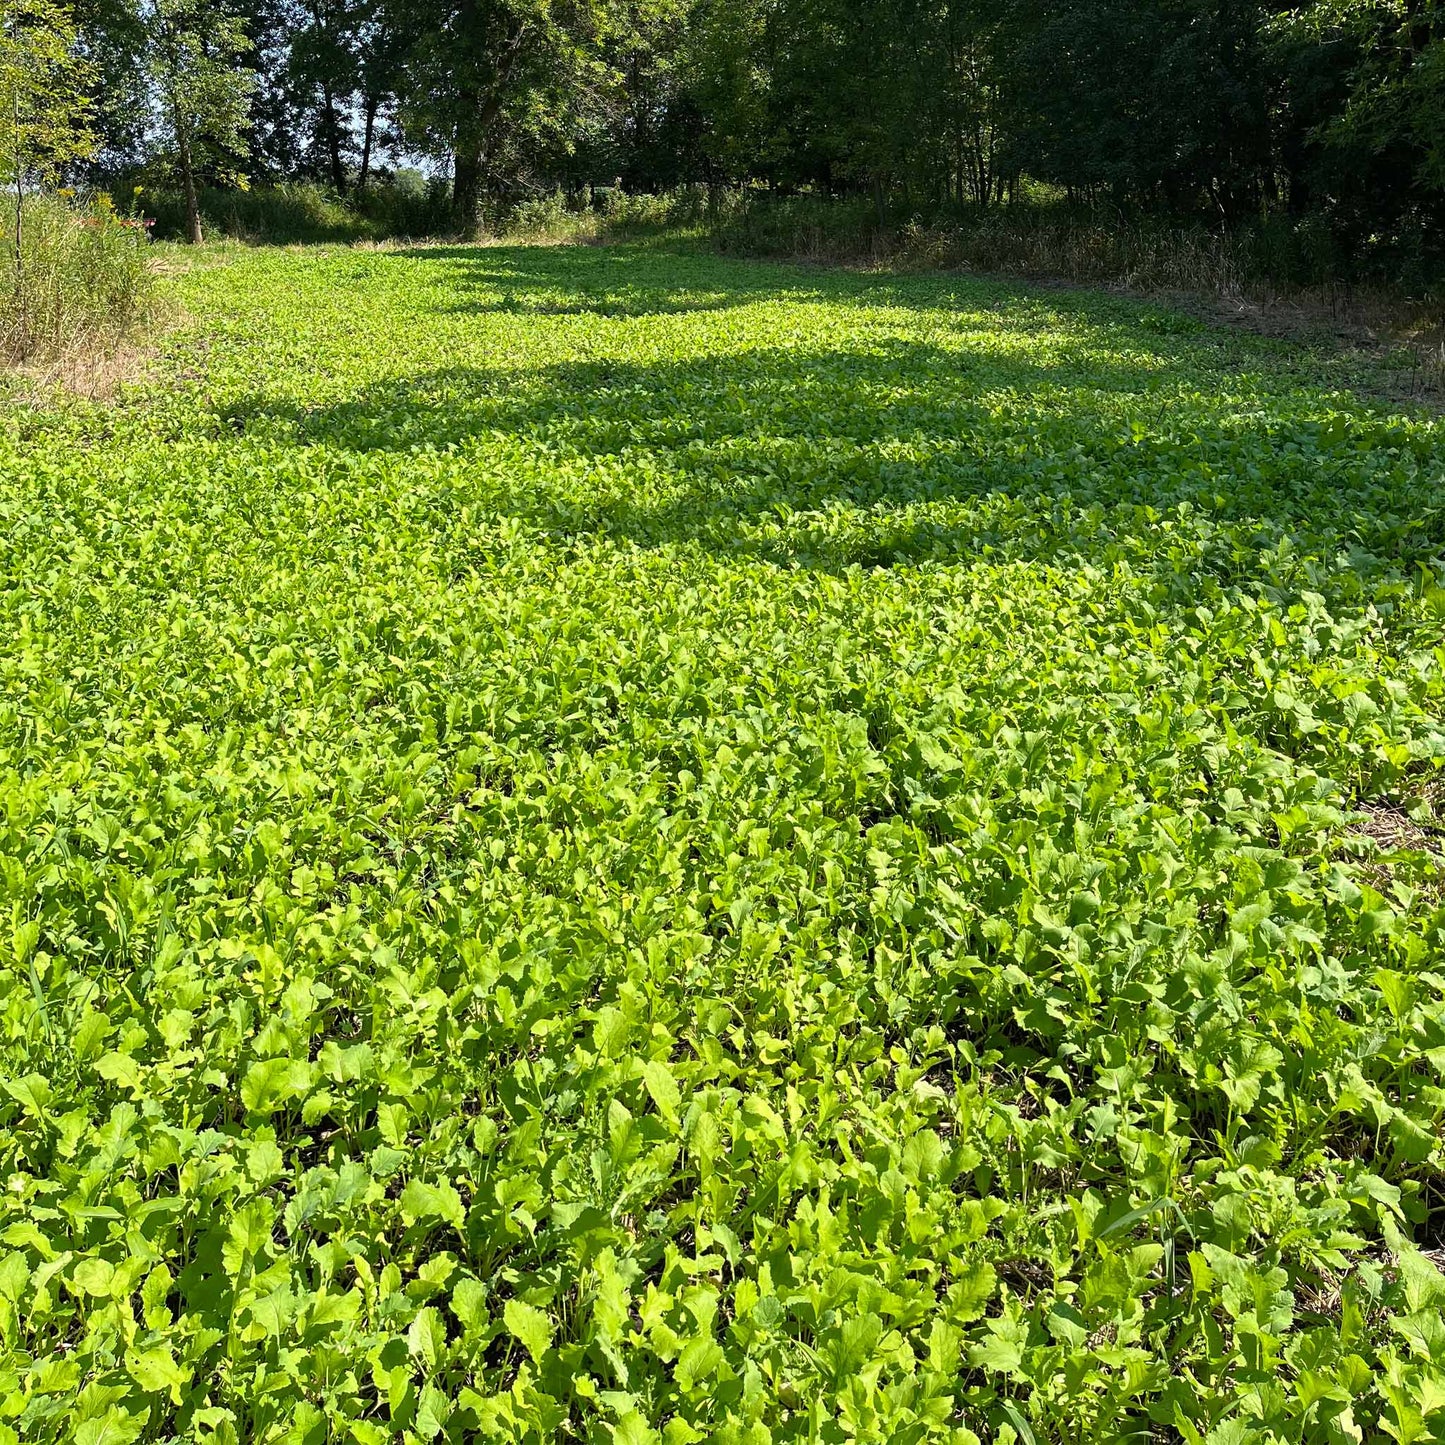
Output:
(1, 242), (1443, 1444)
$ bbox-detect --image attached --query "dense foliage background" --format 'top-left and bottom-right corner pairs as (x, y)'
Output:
(48, 0), (1445, 282)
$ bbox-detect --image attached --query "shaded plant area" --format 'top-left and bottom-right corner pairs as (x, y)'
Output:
(139, 178), (458, 244)
(2, 242), (1445, 1443)
(708, 191), (1435, 296)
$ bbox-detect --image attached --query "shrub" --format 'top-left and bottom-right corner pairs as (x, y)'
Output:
(347, 176), (454, 239)
(500, 185), (714, 243)
(602, 185), (712, 232)
(1, 193), (152, 362)
(710, 191), (887, 262)
(706, 190), (1445, 302)
(508, 187), (576, 238)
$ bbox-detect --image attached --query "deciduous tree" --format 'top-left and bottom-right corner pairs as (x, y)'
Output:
(141, 0), (255, 242)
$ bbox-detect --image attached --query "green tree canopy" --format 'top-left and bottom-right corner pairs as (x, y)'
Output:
(141, 0), (255, 241)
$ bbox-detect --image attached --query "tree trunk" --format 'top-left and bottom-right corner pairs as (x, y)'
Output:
(175, 104), (203, 245)
(359, 94), (378, 187)
(452, 108), (484, 233)
(449, 17), (530, 234)
(452, 86), (511, 233)
(322, 83), (347, 194)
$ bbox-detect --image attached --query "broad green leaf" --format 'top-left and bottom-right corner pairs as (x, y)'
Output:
(70, 1257), (116, 1298)
(409, 1305), (447, 1369)
(124, 1344), (188, 1401)
(400, 1179), (465, 1230)
(240, 1057), (312, 1114)
(452, 1277), (490, 1335)
(640, 1059), (681, 1128)
(72, 1410), (143, 1445)
(415, 1383), (451, 1440)
(503, 1298), (553, 1364)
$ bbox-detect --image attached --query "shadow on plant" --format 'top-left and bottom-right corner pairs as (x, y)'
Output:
(221, 246), (1444, 598)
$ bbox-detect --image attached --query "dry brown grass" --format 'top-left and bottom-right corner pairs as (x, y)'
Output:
(1344, 789), (1445, 898)
(1354, 801), (1438, 854)
(9, 336), (159, 402)
(4, 277), (180, 405)
(1146, 287), (1445, 408)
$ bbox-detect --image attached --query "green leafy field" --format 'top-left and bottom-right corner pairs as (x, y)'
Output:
(3, 242), (1445, 1444)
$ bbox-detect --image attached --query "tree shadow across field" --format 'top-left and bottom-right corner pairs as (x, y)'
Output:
(226, 337), (1203, 448)
(219, 323), (1443, 591)
(398, 242), (830, 319)
(402, 249), (750, 318)
(390, 240), (1261, 350)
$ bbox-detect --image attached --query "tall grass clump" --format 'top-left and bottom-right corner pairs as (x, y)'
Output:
(145, 182), (371, 244)
(140, 179), (456, 245)
(3, 193), (151, 362)
(709, 191), (885, 263)
(895, 207), (1349, 295)
(709, 191), (1270, 287)
(502, 184), (713, 243)
(346, 176), (454, 239)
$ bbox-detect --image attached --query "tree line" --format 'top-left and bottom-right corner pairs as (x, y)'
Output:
(21, 0), (1445, 259)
